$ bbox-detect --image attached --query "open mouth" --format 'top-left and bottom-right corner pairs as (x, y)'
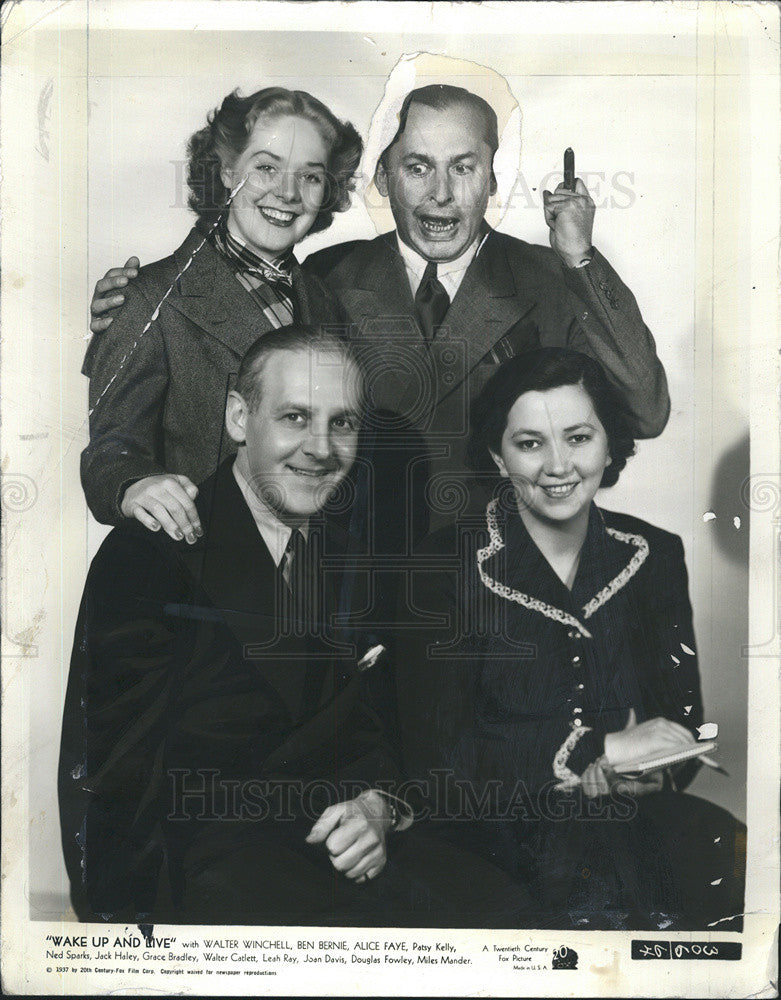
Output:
(259, 206), (298, 227)
(540, 482), (578, 499)
(417, 215), (459, 237)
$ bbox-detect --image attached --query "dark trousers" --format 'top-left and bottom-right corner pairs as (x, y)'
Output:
(163, 815), (539, 927)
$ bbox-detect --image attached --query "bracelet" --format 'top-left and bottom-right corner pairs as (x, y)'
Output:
(372, 789), (415, 833)
(387, 801), (399, 831)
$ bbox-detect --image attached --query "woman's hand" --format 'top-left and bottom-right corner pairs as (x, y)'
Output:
(90, 257), (139, 333)
(120, 474), (201, 543)
(305, 790), (391, 883)
(604, 709), (695, 771)
(581, 757), (665, 799)
(580, 760), (612, 798)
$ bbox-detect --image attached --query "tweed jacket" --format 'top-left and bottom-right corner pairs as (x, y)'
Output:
(81, 228), (347, 524)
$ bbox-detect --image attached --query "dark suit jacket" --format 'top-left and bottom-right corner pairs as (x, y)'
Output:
(81, 228), (347, 524)
(306, 227), (670, 574)
(306, 228), (669, 434)
(58, 459), (394, 923)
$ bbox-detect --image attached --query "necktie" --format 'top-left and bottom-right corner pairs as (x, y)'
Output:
(281, 529), (314, 632)
(281, 528), (325, 719)
(414, 261), (450, 342)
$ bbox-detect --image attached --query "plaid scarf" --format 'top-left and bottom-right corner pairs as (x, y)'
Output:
(212, 217), (297, 328)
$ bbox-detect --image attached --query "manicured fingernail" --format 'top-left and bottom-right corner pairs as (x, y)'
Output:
(174, 529), (183, 540)
(194, 525), (203, 537)
(111, 296), (125, 305)
(186, 533), (196, 544)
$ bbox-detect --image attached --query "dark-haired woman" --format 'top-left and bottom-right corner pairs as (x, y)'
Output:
(81, 88), (362, 535)
(396, 348), (744, 930)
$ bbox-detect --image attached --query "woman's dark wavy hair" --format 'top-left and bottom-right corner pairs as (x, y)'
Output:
(186, 87), (363, 234)
(468, 348), (636, 489)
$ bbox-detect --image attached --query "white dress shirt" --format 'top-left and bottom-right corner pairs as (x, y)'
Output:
(396, 231), (488, 300)
(232, 462), (308, 566)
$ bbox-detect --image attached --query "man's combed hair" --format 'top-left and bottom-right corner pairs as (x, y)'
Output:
(468, 348), (637, 488)
(187, 87), (363, 233)
(236, 325), (363, 413)
(378, 84), (500, 172)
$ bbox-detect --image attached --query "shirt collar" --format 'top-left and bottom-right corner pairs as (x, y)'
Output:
(395, 229), (488, 292)
(232, 461), (308, 566)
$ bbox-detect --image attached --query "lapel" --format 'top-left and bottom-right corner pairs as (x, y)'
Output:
(338, 230), (543, 412)
(260, 523), (374, 779)
(181, 462), (364, 748)
(489, 504), (647, 629)
(337, 231), (416, 321)
(432, 229), (539, 406)
(572, 507), (636, 607)
(497, 507), (574, 613)
(292, 261), (328, 324)
(196, 464), (278, 619)
(178, 461), (302, 721)
(336, 234), (428, 413)
(169, 228), (277, 359)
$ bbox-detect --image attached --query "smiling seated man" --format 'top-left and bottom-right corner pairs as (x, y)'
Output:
(59, 324), (536, 927)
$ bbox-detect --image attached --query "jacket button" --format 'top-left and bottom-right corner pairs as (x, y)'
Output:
(572, 718), (583, 727)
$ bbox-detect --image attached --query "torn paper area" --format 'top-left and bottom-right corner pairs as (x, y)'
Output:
(360, 51), (522, 236)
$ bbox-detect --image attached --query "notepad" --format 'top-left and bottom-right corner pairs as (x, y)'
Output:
(614, 740), (718, 777)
